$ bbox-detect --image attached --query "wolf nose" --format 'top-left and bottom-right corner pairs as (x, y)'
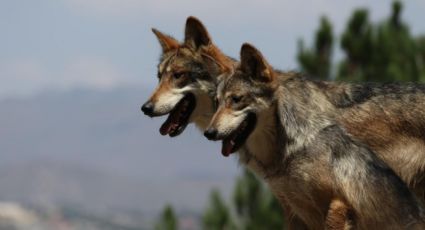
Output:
(141, 101), (154, 116)
(204, 128), (218, 140)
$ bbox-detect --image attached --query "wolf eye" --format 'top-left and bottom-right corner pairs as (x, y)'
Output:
(231, 95), (242, 104)
(173, 72), (184, 79)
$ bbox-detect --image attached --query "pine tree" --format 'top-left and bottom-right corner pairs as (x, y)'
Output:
(155, 204), (178, 230)
(338, 8), (373, 81)
(298, 1), (425, 83)
(202, 189), (235, 230)
(416, 36), (425, 81)
(233, 169), (283, 229)
(298, 16), (334, 80)
(202, 169), (284, 230)
(339, 1), (419, 82)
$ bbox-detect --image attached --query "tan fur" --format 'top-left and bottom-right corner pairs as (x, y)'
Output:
(336, 90), (425, 201)
(201, 44), (233, 73)
(326, 199), (353, 230)
(152, 28), (179, 52)
(242, 106), (279, 175)
(150, 76), (172, 103)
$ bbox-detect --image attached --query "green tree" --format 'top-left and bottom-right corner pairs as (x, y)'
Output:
(299, 1), (425, 83)
(155, 204), (178, 230)
(233, 169), (283, 230)
(416, 36), (425, 81)
(203, 169), (284, 230)
(338, 8), (373, 81)
(202, 189), (235, 230)
(298, 16), (334, 80)
(339, 1), (420, 82)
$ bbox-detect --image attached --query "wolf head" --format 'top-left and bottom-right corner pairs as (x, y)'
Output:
(204, 43), (278, 156)
(141, 17), (233, 137)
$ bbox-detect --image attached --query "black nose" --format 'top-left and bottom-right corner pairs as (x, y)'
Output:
(204, 128), (218, 140)
(141, 101), (154, 116)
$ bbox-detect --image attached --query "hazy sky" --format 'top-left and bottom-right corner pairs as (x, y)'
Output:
(1, 0), (425, 99)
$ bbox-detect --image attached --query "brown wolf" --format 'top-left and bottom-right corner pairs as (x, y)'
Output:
(204, 43), (425, 229)
(141, 17), (234, 136)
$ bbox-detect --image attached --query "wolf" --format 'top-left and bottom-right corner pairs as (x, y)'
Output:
(141, 17), (234, 136)
(204, 43), (425, 229)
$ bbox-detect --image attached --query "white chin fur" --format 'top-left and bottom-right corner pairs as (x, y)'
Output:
(153, 92), (184, 114)
(215, 112), (246, 137)
(153, 86), (194, 114)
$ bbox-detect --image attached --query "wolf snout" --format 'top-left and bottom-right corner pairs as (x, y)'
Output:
(204, 128), (218, 140)
(141, 101), (155, 116)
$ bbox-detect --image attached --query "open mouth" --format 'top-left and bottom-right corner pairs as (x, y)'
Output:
(159, 93), (196, 137)
(221, 113), (256, 157)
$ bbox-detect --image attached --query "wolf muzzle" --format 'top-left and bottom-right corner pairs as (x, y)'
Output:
(141, 101), (155, 117)
(204, 128), (218, 140)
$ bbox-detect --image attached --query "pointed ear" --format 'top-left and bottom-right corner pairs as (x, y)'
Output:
(184, 16), (212, 50)
(240, 43), (273, 82)
(152, 28), (179, 52)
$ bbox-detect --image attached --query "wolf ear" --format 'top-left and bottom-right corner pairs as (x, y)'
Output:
(152, 28), (179, 52)
(240, 43), (273, 82)
(184, 16), (212, 50)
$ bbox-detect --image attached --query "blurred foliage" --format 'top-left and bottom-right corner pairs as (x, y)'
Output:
(203, 169), (284, 230)
(156, 170), (285, 230)
(298, 16), (334, 80)
(155, 204), (177, 230)
(202, 189), (235, 230)
(156, 1), (425, 230)
(299, 1), (425, 82)
(234, 170), (284, 230)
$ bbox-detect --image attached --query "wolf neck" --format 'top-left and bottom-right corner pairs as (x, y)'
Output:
(241, 105), (281, 178)
(277, 76), (334, 155)
(238, 74), (335, 178)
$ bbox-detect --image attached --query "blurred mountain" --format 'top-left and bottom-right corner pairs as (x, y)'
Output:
(0, 86), (239, 215)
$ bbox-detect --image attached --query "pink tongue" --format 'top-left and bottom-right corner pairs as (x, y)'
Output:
(221, 140), (234, 157)
(159, 120), (175, 135)
(159, 112), (180, 135)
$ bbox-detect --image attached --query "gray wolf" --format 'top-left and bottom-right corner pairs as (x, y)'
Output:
(204, 43), (425, 229)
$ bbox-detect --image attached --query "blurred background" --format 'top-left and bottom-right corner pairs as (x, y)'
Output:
(1, 0), (425, 229)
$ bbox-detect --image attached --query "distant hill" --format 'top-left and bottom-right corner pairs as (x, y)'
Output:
(0, 86), (239, 215)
